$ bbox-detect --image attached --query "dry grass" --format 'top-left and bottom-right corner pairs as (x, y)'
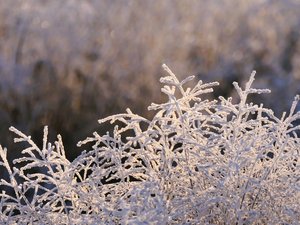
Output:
(0, 0), (299, 160)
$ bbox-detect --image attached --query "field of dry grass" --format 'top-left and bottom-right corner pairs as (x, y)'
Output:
(0, 0), (300, 160)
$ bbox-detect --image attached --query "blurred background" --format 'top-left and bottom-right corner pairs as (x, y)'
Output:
(0, 0), (300, 162)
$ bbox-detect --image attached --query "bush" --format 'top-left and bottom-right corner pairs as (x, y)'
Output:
(0, 65), (299, 224)
(1, 0), (300, 159)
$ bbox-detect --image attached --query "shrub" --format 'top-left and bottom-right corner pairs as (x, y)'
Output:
(1, 0), (300, 157)
(0, 65), (299, 224)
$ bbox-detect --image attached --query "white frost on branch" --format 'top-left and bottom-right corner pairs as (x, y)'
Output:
(0, 65), (299, 224)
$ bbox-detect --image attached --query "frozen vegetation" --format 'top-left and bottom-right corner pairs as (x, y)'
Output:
(0, 65), (299, 224)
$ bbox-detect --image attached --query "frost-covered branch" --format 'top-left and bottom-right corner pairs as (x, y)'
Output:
(0, 65), (299, 224)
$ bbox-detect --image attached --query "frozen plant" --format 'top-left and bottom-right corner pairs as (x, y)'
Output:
(0, 65), (299, 224)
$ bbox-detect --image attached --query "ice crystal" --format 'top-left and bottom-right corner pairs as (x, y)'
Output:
(0, 65), (299, 224)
